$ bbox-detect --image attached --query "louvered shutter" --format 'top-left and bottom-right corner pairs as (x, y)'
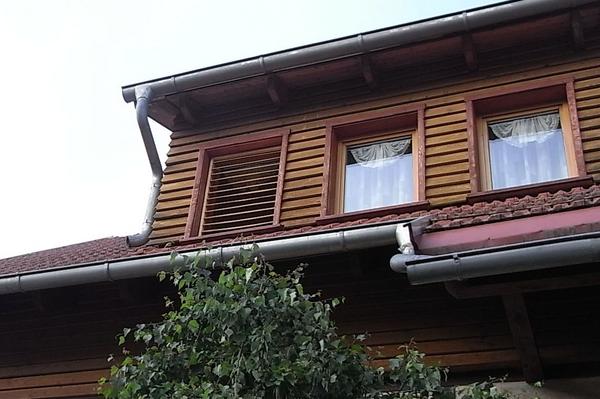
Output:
(200, 148), (281, 235)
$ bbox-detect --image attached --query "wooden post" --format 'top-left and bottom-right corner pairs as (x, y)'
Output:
(502, 294), (543, 382)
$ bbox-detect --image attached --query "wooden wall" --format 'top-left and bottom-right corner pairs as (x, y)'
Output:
(3, 251), (599, 397)
(152, 52), (600, 245)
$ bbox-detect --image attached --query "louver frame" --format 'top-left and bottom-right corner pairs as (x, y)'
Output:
(184, 128), (290, 239)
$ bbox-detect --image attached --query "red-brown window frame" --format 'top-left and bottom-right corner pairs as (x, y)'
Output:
(320, 103), (427, 219)
(184, 128), (290, 239)
(465, 76), (586, 194)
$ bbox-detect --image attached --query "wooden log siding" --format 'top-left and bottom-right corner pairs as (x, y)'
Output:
(151, 53), (600, 244)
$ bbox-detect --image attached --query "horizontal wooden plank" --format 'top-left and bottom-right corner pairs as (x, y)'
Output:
(424, 102), (465, 118)
(280, 206), (321, 220)
(161, 170), (196, 184)
(426, 183), (471, 197)
(426, 161), (469, 177)
(429, 193), (468, 206)
(288, 129), (325, 143)
(149, 226), (185, 239)
(425, 141), (468, 156)
(152, 217), (187, 229)
(285, 166), (323, 181)
(0, 369), (108, 391)
(425, 131), (468, 147)
(154, 207), (189, 220)
(287, 137), (325, 152)
(427, 172), (470, 188)
(425, 112), (466, 128)
(282, 186), (323, 201)
(0, 382), (100, 398)
(426, 122), (467, 137)
(281, 216), (318, 227)
(160, 179), (195, 193)
(283, 176), (323, 190)
(281, 197), (322, 211)
(286, 147), (325, 162)
(425, 152), (469, 167)
(583, 140), (600, 152)
(285, 156), (324, 172)
(157, 189), (192, 202)
(575, 86), (600, 100)
(155, 198), (191, 211)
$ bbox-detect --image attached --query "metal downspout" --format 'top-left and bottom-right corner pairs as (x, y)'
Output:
(127, 86), (164, 247)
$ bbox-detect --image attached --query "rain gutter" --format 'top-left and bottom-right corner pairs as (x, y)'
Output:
(0, 223), (410, 296)
(121, 0), (595, 103)
(390, 231), (600, 285)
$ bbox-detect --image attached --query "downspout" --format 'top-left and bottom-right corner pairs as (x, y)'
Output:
(127, 86), (164, 247)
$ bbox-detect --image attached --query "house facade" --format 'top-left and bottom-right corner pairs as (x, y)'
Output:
(2, 1), (600, 397)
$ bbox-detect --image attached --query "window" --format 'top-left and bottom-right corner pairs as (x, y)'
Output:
(479, 106), (575, 190)
(321, 104), (426, 217)
(184, 129), (288, 239)
(466, 79), (586, 193)
(340, 131), (414, 212)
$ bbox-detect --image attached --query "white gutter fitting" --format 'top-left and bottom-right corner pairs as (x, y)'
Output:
(127, 86), (164, 247)
(121, 0), (595, 103)
(0, 223), (403, 296)
(389, 217), (432, 274)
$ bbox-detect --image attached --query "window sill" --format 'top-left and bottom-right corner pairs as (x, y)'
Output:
(180, 224), (284, 245)
(315, 201), (430, 225)
(467, 176), (594, 204)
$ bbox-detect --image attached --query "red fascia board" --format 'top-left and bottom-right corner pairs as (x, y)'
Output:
(417, 207), (600, 255)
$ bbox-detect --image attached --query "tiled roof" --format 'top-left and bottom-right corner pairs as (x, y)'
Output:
(1, 184), (600, 277)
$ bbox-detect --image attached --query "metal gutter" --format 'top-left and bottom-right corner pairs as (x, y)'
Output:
(127, 86), (164, 247)
(121, 0), (595, 103)
(392, 231), (600, 285)
(0, 223), (404, 295)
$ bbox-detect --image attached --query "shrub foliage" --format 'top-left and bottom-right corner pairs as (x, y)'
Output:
(101, 247), (512, 399)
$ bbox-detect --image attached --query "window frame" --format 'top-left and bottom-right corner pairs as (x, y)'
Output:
(336, 128), (418, 214)
(183, 128), (289, 240)
(320, 103), (426, 219)
(466, 77), (586, 194)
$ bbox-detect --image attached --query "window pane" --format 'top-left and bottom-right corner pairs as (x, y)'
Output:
(487, 112), (567, 189)
(344, 138), (413, 212)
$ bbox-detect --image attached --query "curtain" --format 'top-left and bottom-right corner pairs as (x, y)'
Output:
(349, 139), (411, 167)
(488, 112), (567, 189)
(344, 139), (413, 212)
(489, 113), (560, 147)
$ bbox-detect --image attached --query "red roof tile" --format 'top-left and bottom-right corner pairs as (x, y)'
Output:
(2, 184), (600, 277)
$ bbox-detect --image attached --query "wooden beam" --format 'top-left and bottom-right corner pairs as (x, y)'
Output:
(461, 34), (478, 72)
(176, 94), (200, 127)
(502, 294), (543, 382)
(445, 272), (600, 299)
(360, 55), (378, 90)
(266, 75), (288, 108)
(571, 10), (585, 50)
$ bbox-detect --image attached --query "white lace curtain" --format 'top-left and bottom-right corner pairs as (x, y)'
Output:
(489, 113), (560, 148)
(344, 138), (413, 212)
(488, 112), (567, 189)
(349, 138), (411, 167)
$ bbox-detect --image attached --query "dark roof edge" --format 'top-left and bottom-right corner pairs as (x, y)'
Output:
(121, 0), (595, 103)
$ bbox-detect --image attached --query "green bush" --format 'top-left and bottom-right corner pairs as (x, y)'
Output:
(100, 246), (513, 399)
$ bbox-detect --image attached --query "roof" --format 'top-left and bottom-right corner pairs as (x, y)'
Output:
(126, 0), (599, 131)
(2, 183), (599, 277)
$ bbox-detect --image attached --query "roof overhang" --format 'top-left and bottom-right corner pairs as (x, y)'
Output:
(121, 0), (600, 131)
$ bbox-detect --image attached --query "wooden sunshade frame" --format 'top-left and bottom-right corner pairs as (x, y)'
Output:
(184, 128), (290, 239)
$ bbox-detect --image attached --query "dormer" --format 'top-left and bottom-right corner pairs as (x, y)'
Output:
(120, 0), (600, 247)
